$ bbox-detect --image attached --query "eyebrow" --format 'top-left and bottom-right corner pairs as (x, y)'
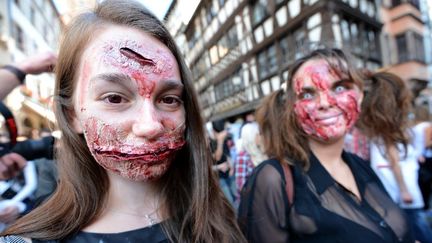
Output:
(157, 80), (184, 93)
(92, 73), (134, 89)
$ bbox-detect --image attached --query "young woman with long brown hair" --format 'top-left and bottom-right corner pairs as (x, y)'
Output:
(238, 48), (414, 242)
(0, 1), (245, 242)
(360, 72), (432, 243)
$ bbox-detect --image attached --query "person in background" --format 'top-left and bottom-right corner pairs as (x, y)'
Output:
(238, 48), (413, 242)
(0, 1), (245, 242)
(239, 113), (267, 167)
(0, 52), (56, 100)
(414, 118), (432, 211)
(210, 120), (237, 207)
(0, 52), (56, 182)
(359, 72), (432, 243)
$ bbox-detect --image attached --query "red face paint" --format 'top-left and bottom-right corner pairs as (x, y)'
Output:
(74, 26), (185, 181)
(293, 60), (361, 142)
(83, 117), (185, 181)
(101, 39), (176, 98)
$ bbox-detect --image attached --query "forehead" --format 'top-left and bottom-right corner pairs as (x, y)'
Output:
(81, 25), (178, 70)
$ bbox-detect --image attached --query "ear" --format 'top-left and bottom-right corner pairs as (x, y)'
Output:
(68, 108), (84, 134)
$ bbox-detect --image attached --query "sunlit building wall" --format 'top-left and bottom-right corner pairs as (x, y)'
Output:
(0, 0), (62, 137)
(167, 0), (382, 121)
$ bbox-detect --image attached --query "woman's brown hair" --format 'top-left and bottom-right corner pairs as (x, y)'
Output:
(4, 1), (244, 242)
(357, 71), (412, 151)
(256, 48), (363, 169)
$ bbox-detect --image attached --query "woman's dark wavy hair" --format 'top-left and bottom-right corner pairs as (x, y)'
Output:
(256, 48), (363, 169)
(358, 71), (412, 152)
(3, 1), (244, 242)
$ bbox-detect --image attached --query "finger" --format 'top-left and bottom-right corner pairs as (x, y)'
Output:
(0, 158), (12, 179)
(1, 153), (26, 178)
(4, 153), (27, 170)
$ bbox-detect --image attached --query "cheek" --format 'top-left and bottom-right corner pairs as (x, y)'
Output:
(334, 91), (360, 114)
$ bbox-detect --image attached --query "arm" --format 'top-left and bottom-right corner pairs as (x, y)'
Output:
(213, 130), (227, 161)
(0, 52), (57, 100)
(387, 144), (413, 204)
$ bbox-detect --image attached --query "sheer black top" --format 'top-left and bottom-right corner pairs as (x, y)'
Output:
(238, 151), (414, 243)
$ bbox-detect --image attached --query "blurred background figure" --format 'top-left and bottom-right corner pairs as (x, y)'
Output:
(359, 72), (432, 243)
(209, 119), (237, 207)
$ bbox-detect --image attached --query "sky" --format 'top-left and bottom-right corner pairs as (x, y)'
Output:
(138, 0), (173, 20)
(53, 0), (173, 20)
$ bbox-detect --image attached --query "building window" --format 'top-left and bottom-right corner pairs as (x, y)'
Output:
(252, 0), (268, 26)
(412, 32), (425, 62)
(396, 34), (408, 63)
(392, 0), (420, 9)
(14, 24), (24, 51)
(294, 28), (306, 58)
(257, 44), (277, 80)
(280, 36), (291, 64)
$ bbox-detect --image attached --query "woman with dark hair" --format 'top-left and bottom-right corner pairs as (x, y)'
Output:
(0, 0), (245, 242)
(238, 48), (413, 242)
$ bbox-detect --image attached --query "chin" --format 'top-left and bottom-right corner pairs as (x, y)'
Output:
(98, 157), (172, 181)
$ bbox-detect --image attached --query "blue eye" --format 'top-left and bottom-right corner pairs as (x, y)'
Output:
(301, 92), (314, 100)
(334, 85), (346, 93)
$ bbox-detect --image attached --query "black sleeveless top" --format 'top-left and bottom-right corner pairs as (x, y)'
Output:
(0, 223), (168, 243)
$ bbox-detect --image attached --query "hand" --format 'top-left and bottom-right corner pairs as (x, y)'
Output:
(16, 52), (57, 75)
(216, 130), (228, 143)
(400, 190), (413, 204)
(217, 161), (230, 173)
(0, 153), (27, 180)
(0, 205), (20, 224)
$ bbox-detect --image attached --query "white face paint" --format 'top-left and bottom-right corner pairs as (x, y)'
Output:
(72, 25), (186, 181)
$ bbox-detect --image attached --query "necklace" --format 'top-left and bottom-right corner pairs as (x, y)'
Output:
(111, 206), (160, 227)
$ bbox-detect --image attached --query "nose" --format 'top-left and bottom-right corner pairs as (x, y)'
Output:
(132, 103), (164, 140)
(318, 92), (331, 109)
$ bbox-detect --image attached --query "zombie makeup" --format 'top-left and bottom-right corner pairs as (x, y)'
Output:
(75, 27), (185, 181)
(293, 60), (361, 141)
(83, 117), (185, 181)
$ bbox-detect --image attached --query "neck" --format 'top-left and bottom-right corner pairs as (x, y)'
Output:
(308, 136), (345, 167)
(106, 172), (163, 216)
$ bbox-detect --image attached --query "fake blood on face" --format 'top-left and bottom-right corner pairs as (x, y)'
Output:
(293, 60), (360, 141)
(76, 27), (185, 181)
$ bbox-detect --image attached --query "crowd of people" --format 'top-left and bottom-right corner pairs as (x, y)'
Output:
(0, 0), (430, 242)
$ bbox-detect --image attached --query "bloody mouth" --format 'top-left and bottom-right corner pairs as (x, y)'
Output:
(95, 148), (175, 162)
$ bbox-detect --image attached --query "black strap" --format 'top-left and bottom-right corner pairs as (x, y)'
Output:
(2, 65), (26, 84)
(0, 101), (17, 146)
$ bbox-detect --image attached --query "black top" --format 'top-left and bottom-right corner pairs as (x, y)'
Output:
(238, 151), (414, 243)
(0, 223), (168, 243)
(210, 138), (231, 178)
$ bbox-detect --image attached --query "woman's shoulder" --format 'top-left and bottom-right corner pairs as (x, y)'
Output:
(250, 158), (286, 186)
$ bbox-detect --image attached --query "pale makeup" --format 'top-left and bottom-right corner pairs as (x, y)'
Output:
(73, 25), (186, 181)
(293, 59), (361, 142)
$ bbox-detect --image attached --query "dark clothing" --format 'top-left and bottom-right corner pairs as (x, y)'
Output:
(0, 223), (167, 243)
(210, 138), (231, 178)
(238, 151), (414, 243)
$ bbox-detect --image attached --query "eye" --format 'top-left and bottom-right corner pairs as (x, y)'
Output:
(103, 94), (127, 104)
(159, 95), (183, 107)
(299, 92), (314, 100)
(334, 85), (346, 93)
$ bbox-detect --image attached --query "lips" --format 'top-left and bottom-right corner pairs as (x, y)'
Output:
(314, 113), (342, 125)
(95, 148), (175, 162)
